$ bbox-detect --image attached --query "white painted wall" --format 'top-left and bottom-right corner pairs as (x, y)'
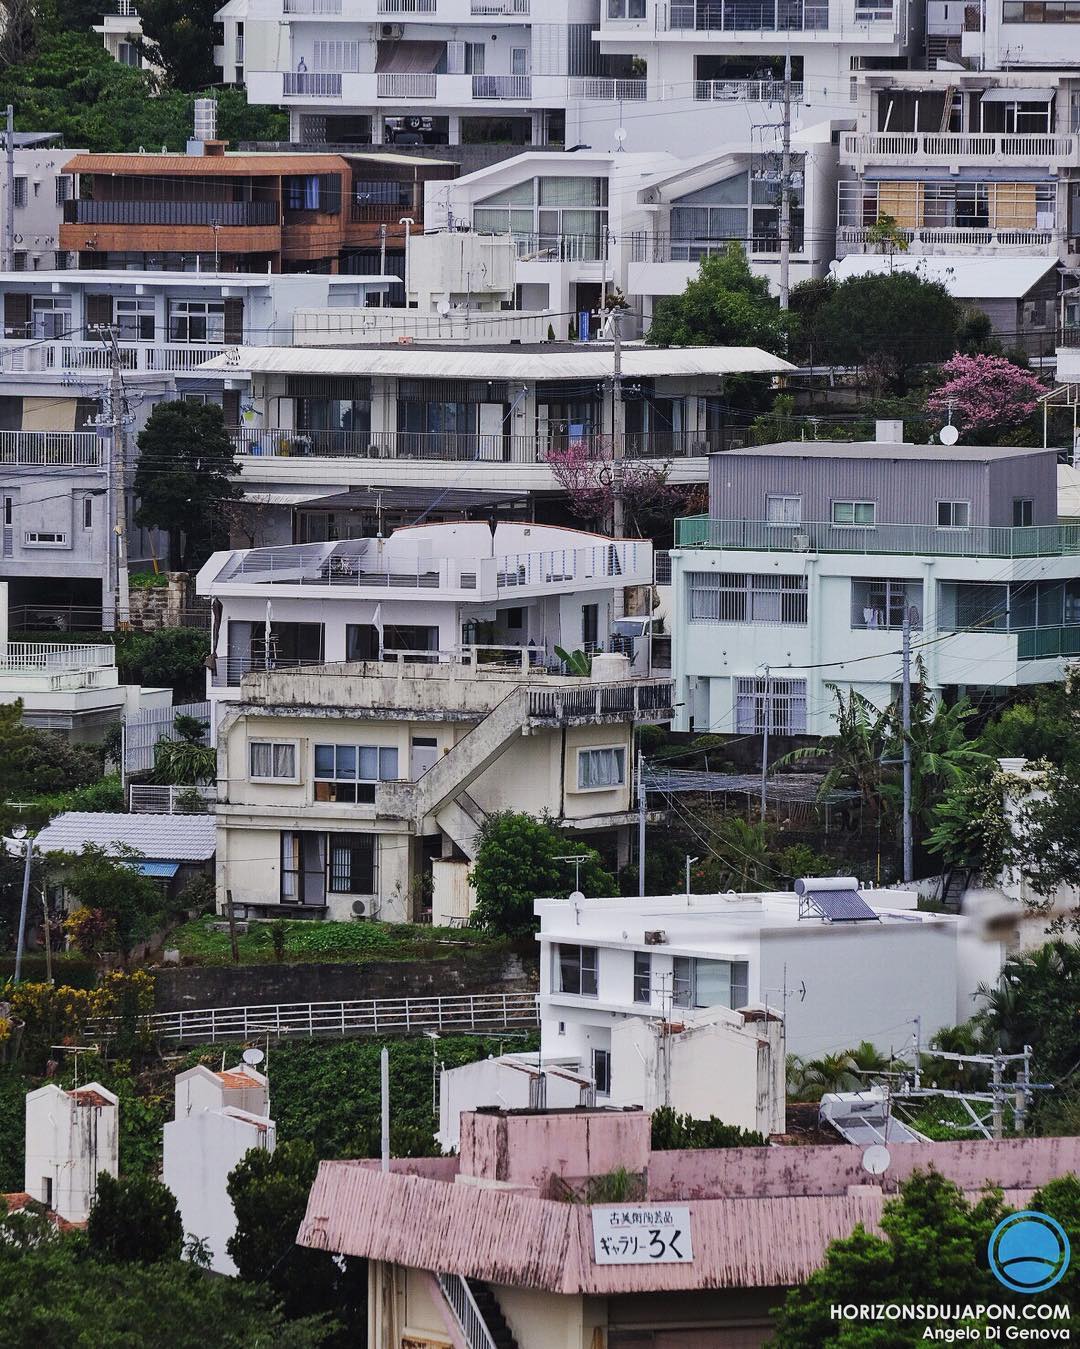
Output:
(436, 1054), (589, 1153)
(24, 1082), (119, 1222)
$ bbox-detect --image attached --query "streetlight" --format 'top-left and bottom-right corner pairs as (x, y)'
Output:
(10, 824), (34, 983)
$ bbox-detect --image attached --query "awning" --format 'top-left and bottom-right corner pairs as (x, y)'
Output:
(129, 861), (180, 879)
(375, 41), (443, 74)
(241, 489), (343, 507)
(979, 86), (1055, 103)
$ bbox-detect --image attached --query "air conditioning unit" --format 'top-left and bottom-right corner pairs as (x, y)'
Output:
(381, 22), (403, 38)
(351, 898), (369, 917)
(644, 929), (668, 945)
(793, 533), (811, 552)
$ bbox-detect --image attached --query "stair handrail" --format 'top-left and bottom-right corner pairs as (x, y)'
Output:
(437, 1271), (498, 1349)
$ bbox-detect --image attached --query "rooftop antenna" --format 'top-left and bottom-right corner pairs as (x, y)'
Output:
(613, 126), (627, 153)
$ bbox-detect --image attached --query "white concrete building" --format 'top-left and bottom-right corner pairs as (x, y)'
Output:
(24, 1082), (119, 1223)
(0, 134), (87, 275)
(163, 1063), (274, 1276)
(93, 0), (159, 73)
(437, 1054), (592, 1152)
(536, 878), (1004, 1063)
(670, 438), (1080, 738)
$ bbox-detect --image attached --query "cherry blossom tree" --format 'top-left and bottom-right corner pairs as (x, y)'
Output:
(926, 354), (1045, 435)
(545, 441), (685, 535)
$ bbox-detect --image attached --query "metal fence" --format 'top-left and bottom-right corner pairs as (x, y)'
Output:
(122, 700), (211, 778)
(128, 784), (217, 813)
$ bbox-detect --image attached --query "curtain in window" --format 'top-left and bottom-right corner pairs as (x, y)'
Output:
(694, 959), (733, 1008)
(579, 747), (624, 789)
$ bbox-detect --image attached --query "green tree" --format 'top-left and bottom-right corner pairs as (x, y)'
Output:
(650, 1106), (767, 1149)
(227, 1140), (366, 1337)
(773, 1169), (1009, 1345)
(116, 628), (211, 701)
(816, 270), (962, 394)
(136, 0), (222, 91)
(926, 766), (1012, 877)
(882, 689), (993, 839)
(151, 715), (215, 785)
(780, 685), (892, 826)
(54, 845), (162, 960)
(0, 702), (100, 805)
(865, 212), (910, 258)
(788, 276), (836, 364)
(134, 401), (241, 572)
(976, 941), (1080, 1079)
(646, 243), (790, 353)
(87, 1171), (183, 1263)
(469, 812), (615, 936)
(695, 817), (774, 892)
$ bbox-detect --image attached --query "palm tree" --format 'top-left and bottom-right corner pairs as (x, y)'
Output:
(798, 1051), (861, 1100)
(849, 1040), (892, 1076)
(882, 686), (994, 835)
(778, 685), (894, 825)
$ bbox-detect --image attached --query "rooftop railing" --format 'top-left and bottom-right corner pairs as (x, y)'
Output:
(667, 0), (830, 29)
(841, 131), (1078, 163)
(0, 642), (116, 672)
(675, 516), (1080, 559)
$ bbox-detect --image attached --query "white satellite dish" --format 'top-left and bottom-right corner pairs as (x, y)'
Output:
(613, 127), (627, 150)
(939, 423), (959, 446)
(862, 1143), (892, 1175)
(242, 1047), (265, 1067)
(437, 299), (452, 318)
(569, 890), (586, 905)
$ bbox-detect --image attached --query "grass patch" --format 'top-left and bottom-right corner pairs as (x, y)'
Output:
(169, 915), (497, 965)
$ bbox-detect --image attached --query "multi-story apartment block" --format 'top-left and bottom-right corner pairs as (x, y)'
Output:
(669, 435), (1080, 738)
(60, 142), (455, 275)
(93, 0), (160, 73)
(0, 133), (86, 274)
(224, 0), (917, 154)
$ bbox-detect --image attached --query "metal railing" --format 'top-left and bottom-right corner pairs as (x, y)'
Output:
(841, 131), (1078, 161)
(1017, 625), (1080, 660)
(284, 72), (342, 97)
(123, 700), (212, 776)
(0, 341), (226, 375)
(527, 679), (674, 722)
(509, 229), (607, 262)
(129, 784), (217, 813)
(567, 76), (647, 101)
(667, 0), (830, 29)
(695, 78), (803, 101)
(675, 515), (1080, 559)
(64, 200), (278, 227)
(472, 0), (529, 10)
(283, 0), (341, 11)
(0, 430), (103, 467)
(0, 642), (115, 673)
(630, 230), (801, 261)
(108, 992), (540, 1043)
(438, 1274), (498, 1349)
(211, 645), (551, 687)
(471, 74), (531, 100)
(350, 198), (414, 221)
(378, 73), (437, 98)
(836, 224), (1056, 251)
(379, 0), (436, 9)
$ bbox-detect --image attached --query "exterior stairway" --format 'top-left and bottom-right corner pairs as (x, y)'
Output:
(465, 1279), (521, 1349)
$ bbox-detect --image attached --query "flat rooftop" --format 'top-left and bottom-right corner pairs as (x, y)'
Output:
(720, 441), (1054, 462)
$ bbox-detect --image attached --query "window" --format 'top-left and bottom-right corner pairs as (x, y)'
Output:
(1013, 498), (1034, 527)
(672, 957), (750, 1010)
(577, 746), (626, 790)
(688, 572), (808, 625)
(850, 579), (923, 631)
(117, 41), (139, 66)
(608, 0), (646, 12)
(168, 299), (225, 343)
(557, 943), (598, 996)
(766, 494), (802, 525)
(511, 47), (528, 75)
(115, 297), (155, 342)
(24, 530), (67, 546)
(42, 1177), (52, 1208)
(314, 743), (399, 803)
(592, 1047), (611, 1096)
(937, 500), (970, 529)
(633, 951), (651, 1003)
(832, 500), (876, 526)
(55, 176), (72, 206)
(249, 741), (297, 781)
(313, 39), (361, 71)
(30, 295), (72, 339)
(582, 603), (599, 649)
(327, 833), (376, 895)
(11, 177), (26, 208)
(735, 676), (807, 734)
(82, 496), (93, 530)
(1003, 0), (1080, 18)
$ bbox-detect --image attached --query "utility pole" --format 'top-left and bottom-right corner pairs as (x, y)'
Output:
(684, 854), (698, 904)
(759, 665), (771, 822)
(378, 223), (387, 307)
(3, 106), (14, 274)
(212, 221), (220, 274)
(610, 305), (625, 538)
(13, 828), (33, 984)
(778, 55), (792, 311)
(107, 328), (130, 629)
(901, 614), (913, 882)
(991, 1050), (1004, 1141)
(637, 747), (646, 897)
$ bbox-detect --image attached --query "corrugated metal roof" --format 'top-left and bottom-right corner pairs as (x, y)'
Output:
(725, 440), (1051, 461)
(829, 253), (1058, 299)
(35, 812), (216, 862)
(63, 152), (352, 175)
(200, 345), (794, 380)
(129, 860), (181, 879)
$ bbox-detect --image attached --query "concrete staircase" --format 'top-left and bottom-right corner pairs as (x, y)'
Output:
(434, 790), (488, 861)
(466, 1279), (521, 1349)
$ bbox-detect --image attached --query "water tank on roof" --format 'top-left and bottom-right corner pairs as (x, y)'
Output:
(590, 652), (630, 682)
(1057, 346), (1080, 383)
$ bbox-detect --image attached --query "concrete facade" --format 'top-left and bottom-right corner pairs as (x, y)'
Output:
(23, 1082), (119, 1223)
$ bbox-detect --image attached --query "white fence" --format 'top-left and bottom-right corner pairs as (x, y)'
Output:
(128, 784), (217, 813)
(122, 700), (211, 777)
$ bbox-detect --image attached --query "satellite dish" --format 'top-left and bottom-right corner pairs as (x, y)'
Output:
(939, 423), (959, 446)
(613, 127), (627, 149)
(569, 890), (586, 905)
(862, 1144), (892, 1175)
(437, 299), (452, 317)
(242, 1048), (265, 1067)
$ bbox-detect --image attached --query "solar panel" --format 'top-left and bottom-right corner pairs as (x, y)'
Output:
(802, 888), (879, 922)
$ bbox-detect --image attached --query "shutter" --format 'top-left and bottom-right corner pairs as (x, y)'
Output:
(222, 389), (241, 426)
(3, 292), (28, 337)
(320, 174), (342, 215)
(991, 183), (1036, 230)
(223, 298), (244, 343)
(877, 181), (921, 228)
(86, 293), (113, 332)
(446, 40), (466, 74)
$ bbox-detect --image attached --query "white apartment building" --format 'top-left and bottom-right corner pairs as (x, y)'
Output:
(93, 0), (160, 73)
(222, 0), (916, 155)
(670, 437), (1080, 739)
(0, 134), (86, 274)
(536, 877), (1004, 1063)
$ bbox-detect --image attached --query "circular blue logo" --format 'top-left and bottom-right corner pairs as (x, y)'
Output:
(988, 1211), (1071, 1294)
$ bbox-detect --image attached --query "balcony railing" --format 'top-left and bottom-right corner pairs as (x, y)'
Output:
(631, 231), (802, 262)
(1017, 626), (1080, 660)
(378, 73), (437, 98)
(283, 0), (340, 11)
(836, 224), (1055, 252)
(350, 198), (414, 222)
(841, 131), (1078, 163)
(230, 427), (721, 462)
(675, 516), (1080, 559)
(283, 72), (342, 97)
(379, 0), (436, 9)
(527, 680), (674, 722)
(695, 78), (803, 101)
(472, 0), (529, 11)
(65, 200), (278, 227)
(0, 341), (226, 375)
(668, 0), (830, 29)
(471, 74), (531, 100)
(129, 784), (217, 813)
(567, 77), (647, 101)
(0, 642), (115, 673)
(211, 645), (556, 688)
(0, 430), (103, 467)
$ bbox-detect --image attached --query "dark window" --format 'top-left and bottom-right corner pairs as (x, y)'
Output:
(633, 951), (651, 1003)
(672, 956), (750, 1009)
(591, 1047), (611, 1096)
(1013, 498), (1034, 527)
(582, 603), (599, 648)
(557, 943), (598, 996)
(314, 743), (399, 803)
(327, 833), (376, 894)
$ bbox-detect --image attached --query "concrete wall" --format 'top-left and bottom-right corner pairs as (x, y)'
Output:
(24, 1083), (119, 1223)
(459, 1107), (650, 1190)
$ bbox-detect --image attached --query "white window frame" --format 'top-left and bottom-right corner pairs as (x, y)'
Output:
(23, 530), (68, 546)
(633, 950), (651, 1004)
(688, 572), (808, 625)
(314, 742), (400, 803)
(168, 298), (226, 344)
(115, 296), (155, 342)
(831, 500), (876, 526)
(555, 943), (598, 997)
(765, 494), (802, 525)
(249, 739), (300, 783)
(576, 745), (626, 791)
(937, 500), (971, 529)
(591, 1047), (611, 1096)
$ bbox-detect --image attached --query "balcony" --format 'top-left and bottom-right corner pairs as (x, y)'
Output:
(841, 131), (1079, 168)
(667, 0), (830, 30)
(377, 73), (437, 99)
(379, 0), (437, 9)
(284, 72), (342, 98)
(631, 232), (801, 262)
(525, 680), (674, 724)
(0, 341), (227, 376)
(675, 516), (1080, 559)
(1017, 626), (1080, 660)
(64, 200), (279, 227)
(0, 430), (104, 468)
(836, 224), (1056, 256)
(694, 78), (802, 101)
(472, 0), (529, 10)
(567, 77), (647, 101)
(471, 74), (531, 100)
(283, 0), (341, 11)
(211, 644), (549, 688)
(230, 427), (721, 462)
(0, 642), (117, 692)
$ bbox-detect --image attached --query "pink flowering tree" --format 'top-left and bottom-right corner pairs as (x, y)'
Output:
(926, 354), (1045, 436)
(545, 440), (686, 534)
